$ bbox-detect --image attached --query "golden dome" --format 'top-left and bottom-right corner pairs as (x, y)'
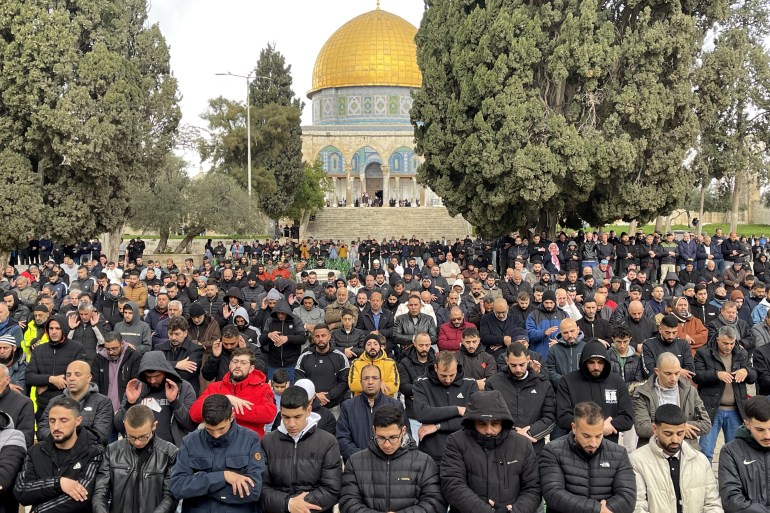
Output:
(310, 8), (422, 94)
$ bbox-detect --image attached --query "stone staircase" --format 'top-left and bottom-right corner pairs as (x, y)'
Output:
(303, 207), (473, 241)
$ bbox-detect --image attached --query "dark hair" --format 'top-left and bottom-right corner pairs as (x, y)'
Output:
(313, 323), (330, 332)
(103, 331), (121, 344)
(582, 298), (596, 306)
(221, 325), (240, 339)
(48, 395), (81, 417)
(654, 404), (687, 426)
(280, 386), (310, 410)
(660, 315), (679, 329)
(506, 341), (528, 358)
(78, 265), (88, 272)
(436, 350), (456, 368)
(272, 368), (289, 385)
(231, 347), (256, 366)
(694, 283), (708, 293)
(744, 396), (770, 422)
(125, 404), (155, 428)
(611, 325), (632, 340)
(167, 316), (188, 332)
(373, 405), (405, 429)
(129, 270), (140, 277)
(462, 327), (480, 339)
(573, 401), (605, 425)
(202, 394), (233, 425)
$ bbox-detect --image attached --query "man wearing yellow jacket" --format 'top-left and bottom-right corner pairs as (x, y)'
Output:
(348, 334), (399, 396)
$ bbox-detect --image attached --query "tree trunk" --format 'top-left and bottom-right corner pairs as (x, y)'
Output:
(629, 220), (638, 235)
(698, 184), (706, 236)
(101, 224), (124, 263)
(730, 172), (742, 234)
(664, 215), (672, 234)
(654, 216), (664, 234)
(174, 227), (201, 254)
(0, 250), (10, 268)
(155, 227), (170, 253)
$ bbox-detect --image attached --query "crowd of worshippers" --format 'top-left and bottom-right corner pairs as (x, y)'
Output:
(0, 227), (770, 512)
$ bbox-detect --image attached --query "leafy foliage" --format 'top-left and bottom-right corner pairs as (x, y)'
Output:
(283, 160), (332, 221)
(0, 0), (180, 249)
(411, 0), (728, 236)
(0, 150), (46, 254)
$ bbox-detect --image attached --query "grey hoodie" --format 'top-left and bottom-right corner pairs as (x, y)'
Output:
(545, 331), (586, 385)
(293, 290), (325, 328)
(113, 351), (197, 446)
(38, 382), (114, 445)
(113, 301), (153, 353)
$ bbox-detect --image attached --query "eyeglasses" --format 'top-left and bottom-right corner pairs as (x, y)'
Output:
(126, 431), (153, 443)
(375, 434), (402, 445)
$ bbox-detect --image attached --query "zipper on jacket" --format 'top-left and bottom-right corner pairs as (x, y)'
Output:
(386, 459), (391, 512)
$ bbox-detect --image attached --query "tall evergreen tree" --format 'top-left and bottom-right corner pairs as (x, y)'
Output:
(412, 0), (728, 236)
(0, 0), (180, 256)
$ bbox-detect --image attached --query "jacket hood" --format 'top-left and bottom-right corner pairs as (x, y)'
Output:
(124, 301), (140, 326)
(232, 306), (250, 326)
(224, 287), (245, 305)
(452, 279), (465, 293)
(271, 300), (294, 318)
(663, 272), (680, 283)
(44, 314), (70, 341)
(300, 290), (319, 306)
(460, 390), (513, 430)
(4, 290), (19, 311)
(556, 330), (585, 347)
(64, 382), (100, 400)
(137, 350), (183, 384)
(224, 368), (268, 387)
(579, 339), (611, 381)
(735, 424), (770, 452)
(0, 410), (15, 430)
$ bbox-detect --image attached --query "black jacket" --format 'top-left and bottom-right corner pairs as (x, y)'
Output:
(92, 343), (143, 408)
(337, 392), (407, 462)
(68, 315), (110, 363)
(38, 383), (114, 445)
(641, 334), (695, 378)
(485, 367), (556, 455)
(14, 427), (104, 513)
(754, 343), (770, 396)
(413, 365), (478, 464)
(261, 422), (342, 513)
(717, 425), (770, 513)
(0, 412), (26, 513)
(201, 342), (265, 381)
(440, 390), (541, 513)
(294, 346), (350, 407)
(92, 436), (178, 513)
(556, 340), (634, 443)
(356, 306), (395, 342)
(259, 301), (306, 368)
(397, 346), (436, 418)
(0, 386), (34, 447)
(577, 316), (612, 342)
(694, 341), (757, 421)
(270, 398), (337, 436)
(707, 316), (755, 352)
(539, 434), (636, 513)
(340, 440), (446, 513)
(153, 336), (204, 395)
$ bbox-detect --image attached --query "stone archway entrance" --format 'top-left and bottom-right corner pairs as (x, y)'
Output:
(365, 162), (383, 205)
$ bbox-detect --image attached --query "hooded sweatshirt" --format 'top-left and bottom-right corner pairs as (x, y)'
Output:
(556, 340), (634, 443)
(37, 382), (114, 444)
(113, 351), (197, 446)
(114, 301), (152, 354)
(258, 300), (306, 368)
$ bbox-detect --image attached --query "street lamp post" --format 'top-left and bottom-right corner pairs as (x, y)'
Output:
(216, 71), (272, 196)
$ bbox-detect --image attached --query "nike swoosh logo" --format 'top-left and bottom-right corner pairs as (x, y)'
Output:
(744, 460), (756, 465)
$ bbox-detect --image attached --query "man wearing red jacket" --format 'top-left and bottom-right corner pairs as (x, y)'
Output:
(190, 347), (276, 437)
(437, 307), (475, 351)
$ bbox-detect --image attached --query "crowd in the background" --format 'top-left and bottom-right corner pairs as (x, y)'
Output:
(1, 227), (770, 513)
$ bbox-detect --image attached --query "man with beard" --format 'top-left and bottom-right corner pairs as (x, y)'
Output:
(577, 298), (612, 345)
(0, 333), (26, 392)
(154, 317), (203, 395)
(441, 390), (541, 513)
(152, 300), (184, 347)
(394, 295), (438, 356)
(114, 351), (197, 446)
(461, 280), (486, 314)
(556, 341), (634, 444)
(671, 296), (708, 355)
(630, 404), (721, 513)
(485, 342), (556, 456)
(0, 363), (34, 447)
(526, 290), (569, 360)
(22, 304), (50, 360)
(398, 332), (435, 444)
(144, 290), (169, 332)
(438, 306), (475, 351)
(201, 324), (263, 383)
(413, 351), (477, 465)
(15, 396), (104, 513)
(190, 347), (276, 437)
(38, 360), (113, 444)
(349, 335), (399, 396)
(92, 332), (142, 419)
(641, 315), (695, 379)
(0, 303), (22, 346)
(540, 401), (636, 513)
(718, 396), (770, 512)
(455, 327), (496, 390)
(26, 315), (86, 422)
(706, 301), (753, 352)
(260, 299), (307, 382)
(546, 318), (587, 386)
(295, 324), (350, 410)
(339, 405), (446, 513)
(113, 301), (152, 354)
(480, 298), (523, 360)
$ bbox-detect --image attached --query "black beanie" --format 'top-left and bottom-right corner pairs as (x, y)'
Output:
(542, 290), (557, 303)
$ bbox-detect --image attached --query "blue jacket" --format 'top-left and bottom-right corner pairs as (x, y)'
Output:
(169, 422), (265, 513)
(526, 304), (569, 360)
(337, 392), (406, 461)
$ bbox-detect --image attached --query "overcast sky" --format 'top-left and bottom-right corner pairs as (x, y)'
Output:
(147, 0), (424, 171)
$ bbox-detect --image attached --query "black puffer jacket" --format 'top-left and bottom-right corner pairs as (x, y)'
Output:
(68, 314), (110, 362)
(441, 390), (541, 513)
(37, 383), (114, 445)
(92, 342), (143, 409)
(261, 421), (342, 513)
(340, 440), (446, 513)
(397, 346), (436, 418)
(259, 300), (306, 368)
(92, 436), (178, 513)
(539, 434), (636, 513)
(556, 340), (634, 443)
(718, 425), (770, 512)
(485, 367), (556, 455)
(694, 340), (757, 422)
(25, 316), (86, 414)
(413, 365), (478, 464)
